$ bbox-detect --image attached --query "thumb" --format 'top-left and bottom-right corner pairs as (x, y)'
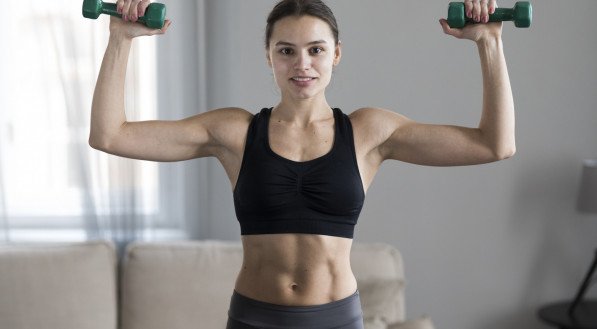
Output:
(149, 19), (172, 36)
(439, 19), (463, 39)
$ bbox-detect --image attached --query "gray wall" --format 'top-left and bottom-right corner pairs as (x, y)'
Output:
(157, 1), (597, 328)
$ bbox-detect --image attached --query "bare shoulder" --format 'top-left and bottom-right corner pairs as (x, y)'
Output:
(201, 107), (253, 145)
(348, 107), (407, 125)
(348, 107), (409, 148)
(186, 107), (252, 134)
(195, 107), (253, 125)
(176, 107), (253, 155)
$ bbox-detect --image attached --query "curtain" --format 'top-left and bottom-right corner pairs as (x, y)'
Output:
(0, 159), (7, 242)
(0, 0), (173, 250)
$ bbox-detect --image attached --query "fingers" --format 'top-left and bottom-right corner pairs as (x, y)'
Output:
(480, 0), (489, 23)
(464, 0), (473, 19)
(472, 1), (481, 22)
(464, 0), (495, 23)
(489, 0), (497, 15)
(116, 0), (150, 22)
(137, 0), (151, 19)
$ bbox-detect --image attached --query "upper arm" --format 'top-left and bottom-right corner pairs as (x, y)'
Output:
(91, 107), (253, 162)
(382, 119), (497, 166)
(352, 107), (501, 167)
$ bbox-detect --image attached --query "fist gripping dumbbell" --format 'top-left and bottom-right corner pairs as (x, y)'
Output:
(82, 0), (166, 29)
(447, 1), (532, 28)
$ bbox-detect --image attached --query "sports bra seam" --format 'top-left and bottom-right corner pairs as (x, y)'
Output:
(263, 107), (340, 165)
(241, 216), (356, 221)
(345, 114), (366, 197)
(233, 111), (260, 195)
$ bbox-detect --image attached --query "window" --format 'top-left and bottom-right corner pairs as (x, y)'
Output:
(0, 1), (163, 241)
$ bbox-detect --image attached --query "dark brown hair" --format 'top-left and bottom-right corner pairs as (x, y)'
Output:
(265, 0), (339, 49)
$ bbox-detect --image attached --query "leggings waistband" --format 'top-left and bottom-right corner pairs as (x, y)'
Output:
(227, 291), (364, 329)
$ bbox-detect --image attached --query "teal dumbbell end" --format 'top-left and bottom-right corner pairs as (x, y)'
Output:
(512, 2), (532, 28)
(447, 1), (532, 28)
(82, 0), (166, 29)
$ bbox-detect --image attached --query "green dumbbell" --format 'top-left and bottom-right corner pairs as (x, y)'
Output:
(447, 1), (532, 28)
(82, 0), (166, 29)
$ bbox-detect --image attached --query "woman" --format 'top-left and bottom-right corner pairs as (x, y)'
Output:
(90, 0), (514, 328)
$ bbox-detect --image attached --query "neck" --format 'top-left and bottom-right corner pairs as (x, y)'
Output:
(273, 94), (333, 125)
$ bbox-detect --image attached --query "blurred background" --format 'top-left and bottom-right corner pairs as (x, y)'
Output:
(0, 1), (596, 328)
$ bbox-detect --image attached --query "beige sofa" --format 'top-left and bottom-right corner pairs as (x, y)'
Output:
(0, 240), (434, 329)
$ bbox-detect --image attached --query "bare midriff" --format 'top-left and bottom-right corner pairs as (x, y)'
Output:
(234, 233), (357, 306)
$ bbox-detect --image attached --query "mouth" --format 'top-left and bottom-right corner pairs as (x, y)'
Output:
(291, 76), (317, 82)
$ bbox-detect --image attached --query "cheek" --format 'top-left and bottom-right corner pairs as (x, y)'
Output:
(271, 62), (287, 81)
(270, 56), (286, 70)
(316, 58), (335, 75)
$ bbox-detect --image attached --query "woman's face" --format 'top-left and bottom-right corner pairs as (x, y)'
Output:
(267, 15), (341, 102)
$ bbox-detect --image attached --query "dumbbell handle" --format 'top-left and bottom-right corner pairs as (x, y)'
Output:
(471, 7), (516, 23)
(99, 3), (153, 26)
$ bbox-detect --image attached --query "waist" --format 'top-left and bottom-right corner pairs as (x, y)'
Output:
(228, 289), (363, 329)
(239, 218), (356, 239)
(235, 234), (357, 306)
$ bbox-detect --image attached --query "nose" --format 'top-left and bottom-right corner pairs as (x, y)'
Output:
(294, 50), (312, 71)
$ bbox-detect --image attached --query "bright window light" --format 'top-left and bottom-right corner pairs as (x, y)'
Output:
(0, 0), (159, 238)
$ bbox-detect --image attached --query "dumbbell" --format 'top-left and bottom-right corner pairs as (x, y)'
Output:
(447, 1), (532, 28)
(82, 0), (166, 29)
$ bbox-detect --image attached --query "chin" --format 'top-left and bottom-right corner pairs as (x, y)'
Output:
(286, 85), (328, 101)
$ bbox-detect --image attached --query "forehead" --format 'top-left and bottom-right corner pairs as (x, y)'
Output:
(270, 15), (334, 45)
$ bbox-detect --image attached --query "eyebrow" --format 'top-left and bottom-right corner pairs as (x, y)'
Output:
(274, 40), (328, 47)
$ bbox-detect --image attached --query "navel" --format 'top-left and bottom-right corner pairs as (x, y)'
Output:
(290, 283), (299, 291)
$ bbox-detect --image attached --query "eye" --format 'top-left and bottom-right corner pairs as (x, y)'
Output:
(279, 48), (294, 55)
(310, 47), (324, 55)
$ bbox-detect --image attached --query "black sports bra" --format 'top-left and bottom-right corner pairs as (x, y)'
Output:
(233, 108), (365, 239)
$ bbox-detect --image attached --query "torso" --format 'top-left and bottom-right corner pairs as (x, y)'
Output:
(234, 234), (356, 306)
(215, 107), (383, 306)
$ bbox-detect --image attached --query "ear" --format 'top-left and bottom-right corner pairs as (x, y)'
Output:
(333, 41), (342, 67)
(266, 50), (273, 68)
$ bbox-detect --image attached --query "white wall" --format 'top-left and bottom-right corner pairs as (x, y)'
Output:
(157, 1), (597, 328)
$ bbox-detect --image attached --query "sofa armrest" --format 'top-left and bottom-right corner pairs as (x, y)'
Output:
(388, 316), (435, 329)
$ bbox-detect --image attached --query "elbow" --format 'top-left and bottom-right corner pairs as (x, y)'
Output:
(89, 135), (106, 152)
(88, 131), (113, 153)
(493, 144), (516, 161)
(89, 123), (125, 153)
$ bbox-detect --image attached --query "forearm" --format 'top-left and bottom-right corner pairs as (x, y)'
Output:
(477, 36), (516, 159)
(89, 33), (132, 149)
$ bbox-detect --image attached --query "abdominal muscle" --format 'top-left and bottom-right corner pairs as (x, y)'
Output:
(234, 233), (357, 306)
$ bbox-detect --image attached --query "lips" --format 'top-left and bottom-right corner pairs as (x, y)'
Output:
(290, 76), (317, 88)
(291, 76), (316, 82)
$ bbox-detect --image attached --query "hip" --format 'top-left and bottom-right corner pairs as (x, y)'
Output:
(227, 289), (364, 329)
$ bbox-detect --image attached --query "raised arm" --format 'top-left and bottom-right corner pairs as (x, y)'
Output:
(89, 5), (251, 162)
(354, 1), (515, 168)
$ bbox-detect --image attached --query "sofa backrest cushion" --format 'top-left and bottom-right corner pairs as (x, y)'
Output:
(120, 240), (242, 329)
(0, 241), (118, 329)
(351, 243), (406, 324)
(120, 240), (405, 329)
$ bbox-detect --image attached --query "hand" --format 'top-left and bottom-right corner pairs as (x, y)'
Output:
(462, 0), (497, 24)
(439, 19), (502, 43)
(117, 0), (151, 23)
(439, 0), (502, 43)
(110, 0), (171, 39)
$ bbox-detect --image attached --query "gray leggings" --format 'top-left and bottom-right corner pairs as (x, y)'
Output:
(226, 290), (365, 329)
